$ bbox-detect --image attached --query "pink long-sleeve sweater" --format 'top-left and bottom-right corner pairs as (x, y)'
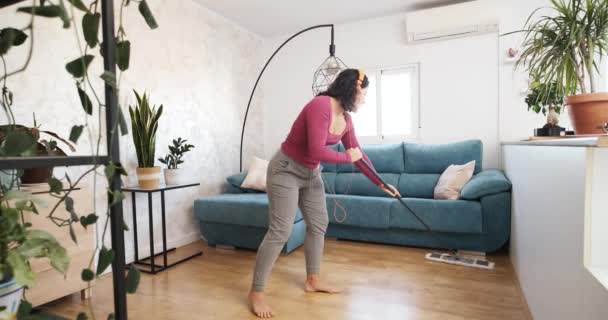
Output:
(280, 95), (383, 186)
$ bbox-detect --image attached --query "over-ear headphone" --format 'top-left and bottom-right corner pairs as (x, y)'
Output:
(356, 69), (365, 90)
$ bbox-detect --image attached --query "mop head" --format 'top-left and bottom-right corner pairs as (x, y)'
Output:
(425, 252), (495, 270)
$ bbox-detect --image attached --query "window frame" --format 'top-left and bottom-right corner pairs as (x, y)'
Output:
(354, 63), (420, 145)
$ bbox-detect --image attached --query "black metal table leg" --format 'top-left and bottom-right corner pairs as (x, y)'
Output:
(122, 183), (202, 274)
(132, 192), (138, 262)
(147, 192), (155, 274)
(161, 190), (168, 268)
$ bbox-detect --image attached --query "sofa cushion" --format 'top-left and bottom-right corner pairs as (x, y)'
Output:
(397, 173), (440, 199)
(334, 173), (399, 197)
(321, 172), (337, 193)
(194, 194), (303, 228)
(389, 198), (482, 234)
(226, 172), (264, 193)
(337, 143), (404, 173)
(403, 140), (482, 174)
(325, 194), (392, 229)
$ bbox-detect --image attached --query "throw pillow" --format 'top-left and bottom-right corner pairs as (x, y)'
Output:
(434, 160), (476, 200)
(241, 156), (269, 192)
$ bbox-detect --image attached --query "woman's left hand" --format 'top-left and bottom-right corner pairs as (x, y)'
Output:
(381, 184), (401, 198)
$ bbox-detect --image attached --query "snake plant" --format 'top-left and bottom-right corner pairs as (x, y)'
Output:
(129, 90), (163, 168)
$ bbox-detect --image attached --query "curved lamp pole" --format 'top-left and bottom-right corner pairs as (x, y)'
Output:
(239, 24), (347, 172)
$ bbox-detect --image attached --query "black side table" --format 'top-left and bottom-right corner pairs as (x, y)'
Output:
(122, 182), (202, 274)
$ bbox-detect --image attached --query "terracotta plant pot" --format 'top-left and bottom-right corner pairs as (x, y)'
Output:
(565, 92), (608, 134)
(21, 143), (67, 184)
(136, 166), (161, 189)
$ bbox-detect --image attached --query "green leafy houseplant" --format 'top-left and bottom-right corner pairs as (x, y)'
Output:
(129, 90), (163, 188)
(0, 191), (69, 288)
(158, 138), (194, 170)
(158, 138), (194, 186)
(525, 81), (564, 116)
(509, 0), (608, 134)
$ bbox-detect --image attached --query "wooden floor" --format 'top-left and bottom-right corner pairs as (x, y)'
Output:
(41, 240), (531, 320)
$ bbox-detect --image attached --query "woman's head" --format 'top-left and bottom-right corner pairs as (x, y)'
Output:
(317, 68), (369, 112)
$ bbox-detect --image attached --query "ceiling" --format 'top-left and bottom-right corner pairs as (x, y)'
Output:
(194, 0), (472, 37)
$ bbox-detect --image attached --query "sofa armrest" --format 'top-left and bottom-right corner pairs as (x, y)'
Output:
(461, 169), (511, 200)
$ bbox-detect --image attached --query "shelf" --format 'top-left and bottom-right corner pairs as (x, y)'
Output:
(0, 156), (109, 169)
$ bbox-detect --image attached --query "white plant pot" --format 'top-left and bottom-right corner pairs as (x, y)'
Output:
(164, 168), (186, 185)
(0, 278), (24, 319)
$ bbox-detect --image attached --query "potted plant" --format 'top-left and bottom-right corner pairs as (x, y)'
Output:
(129, 90), (163, 189)
(0, 188), (69, 319)
(0, 123), (75, 184)
(511, 0), (608, 134)
(158, 138), (195, 185)
(525, 80), (566, 136)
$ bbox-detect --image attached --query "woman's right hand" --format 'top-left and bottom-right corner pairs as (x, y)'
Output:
(346, 147), (362, 163)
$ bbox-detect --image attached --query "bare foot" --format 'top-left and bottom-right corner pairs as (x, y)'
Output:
(304, 274), (342, 293)
(248, 291), (274, 318)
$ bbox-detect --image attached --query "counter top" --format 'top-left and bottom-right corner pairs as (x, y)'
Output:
(502, 135), (608, 148)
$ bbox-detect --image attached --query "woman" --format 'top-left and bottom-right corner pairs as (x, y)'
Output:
(249, 69), (400, 318)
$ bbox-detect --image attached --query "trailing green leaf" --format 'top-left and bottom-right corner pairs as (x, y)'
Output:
(79, 213), (98, 229)
(69, 224), (77, 244)
(58, 0), (71, 28)
(81, 268), (94, 281)
(116, 40), (131, 71)
(17, 5), (63, 18)
(69, 125), (85, 143)
(0, 28), (28, 55)
(126, 264), (141, 293)
(48, 177), (63, 194)
(108, 190), (125, 207)
(138, 0), (158, 29)
(77, 85), (93, 115)
(96, 247), (114, 275)
(82, 12), (100, 48)
(118, 107), (129, 136)
(48, 242), (69, 273)
(65, 55), (94, 78)
(67, 0), (89, 12)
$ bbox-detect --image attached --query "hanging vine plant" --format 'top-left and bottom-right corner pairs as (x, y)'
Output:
(0, 0), (158, 319)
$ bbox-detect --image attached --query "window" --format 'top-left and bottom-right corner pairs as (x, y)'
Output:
(351, 64), (419, 143)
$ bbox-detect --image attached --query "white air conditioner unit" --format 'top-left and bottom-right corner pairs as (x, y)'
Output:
(405, 0), (498, 44)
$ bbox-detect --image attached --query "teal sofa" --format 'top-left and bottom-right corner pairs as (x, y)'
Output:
(194, 140), (512, 254)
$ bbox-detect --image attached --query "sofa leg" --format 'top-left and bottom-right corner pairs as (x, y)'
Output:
(457, 250), (486, 256)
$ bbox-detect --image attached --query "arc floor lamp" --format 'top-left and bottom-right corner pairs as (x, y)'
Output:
(239, 24), (348, 172)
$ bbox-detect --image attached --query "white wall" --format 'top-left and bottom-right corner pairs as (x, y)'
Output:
(259, 0), (571, 169)
(0, 0), (264, 263)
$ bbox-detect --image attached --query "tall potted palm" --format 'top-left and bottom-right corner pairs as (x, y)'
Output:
(129, 90), (163, 189)
(511, 0), (608, 134)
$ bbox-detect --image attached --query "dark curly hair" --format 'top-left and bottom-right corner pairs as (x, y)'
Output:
(317, 68), (369, 112)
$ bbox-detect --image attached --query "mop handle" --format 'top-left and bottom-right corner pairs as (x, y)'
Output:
(358, 158), (434, 233)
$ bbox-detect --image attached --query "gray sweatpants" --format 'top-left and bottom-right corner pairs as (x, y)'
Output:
(251, 150), (329, 292)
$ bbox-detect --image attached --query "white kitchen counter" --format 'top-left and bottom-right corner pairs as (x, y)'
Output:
(502, 142), (608, 320)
